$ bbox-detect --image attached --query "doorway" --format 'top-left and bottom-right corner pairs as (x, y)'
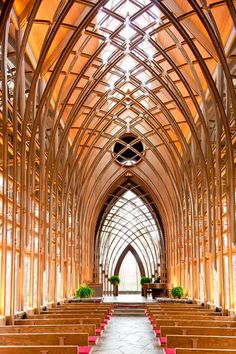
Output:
(119, 251), (141, 293)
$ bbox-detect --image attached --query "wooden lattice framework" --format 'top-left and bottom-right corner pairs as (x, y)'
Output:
(94, 179), (165, 293)
(0, 0), (235, 322)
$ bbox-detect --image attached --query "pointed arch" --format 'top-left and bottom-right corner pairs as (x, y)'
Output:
(114, 244), (145, 277)
(94, 178), (165, 294)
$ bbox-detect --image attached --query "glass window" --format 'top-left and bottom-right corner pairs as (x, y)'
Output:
(98, 190), (161, 280)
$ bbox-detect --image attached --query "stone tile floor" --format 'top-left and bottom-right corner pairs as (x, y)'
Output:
(92, 316), (164, 354)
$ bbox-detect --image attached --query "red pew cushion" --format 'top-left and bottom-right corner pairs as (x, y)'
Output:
(89, 336), (98, 344)
(95, 328), (102, 336)
(154, 329), (161, 337)
(164, 349), (176, 354)
(78, 346), (92, 354)
(160, 337), (167, 345)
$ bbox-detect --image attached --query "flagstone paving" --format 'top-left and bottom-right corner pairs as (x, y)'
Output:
(92, 316), (164, 354)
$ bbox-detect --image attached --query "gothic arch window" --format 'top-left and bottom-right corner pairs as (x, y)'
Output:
(95, 184), (163, 293)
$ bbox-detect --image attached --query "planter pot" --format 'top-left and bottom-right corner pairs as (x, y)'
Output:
(141, 287), (145, 296)
(113, 285), (118, 296)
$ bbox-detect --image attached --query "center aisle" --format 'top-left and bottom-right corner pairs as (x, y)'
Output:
(92, 315), (163, 354)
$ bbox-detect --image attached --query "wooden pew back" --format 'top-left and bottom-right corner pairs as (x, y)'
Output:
(150, 309), (217, 313)
(151, 311), (221, 316)
(28, 313), (104, 321)
(0, 346), (78, 354)
(0, 324), (96, 336)
(58, 305), (111, 310)
(175, 350), (236, 354)
(147, 304), (202, 309)
(155, 319), (236, 329)
(167, 334), (236, 349)
(15, 318), (101, 328)
(160, 325), (236, 337)
(0, 333), (88, 346)
(44, 309), (108, 314)
(152, 314), (230, 320)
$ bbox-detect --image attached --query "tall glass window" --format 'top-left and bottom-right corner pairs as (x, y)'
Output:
(98, 190), (161, 286)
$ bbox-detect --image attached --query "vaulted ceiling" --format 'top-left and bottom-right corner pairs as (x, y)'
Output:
(0, 0), (235, 283)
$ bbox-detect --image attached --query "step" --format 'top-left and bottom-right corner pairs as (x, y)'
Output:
(113, 308), (145, 316)
(113, 303), (146, 308)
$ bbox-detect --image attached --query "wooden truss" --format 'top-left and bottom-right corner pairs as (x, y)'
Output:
(0, 0), (235, 322)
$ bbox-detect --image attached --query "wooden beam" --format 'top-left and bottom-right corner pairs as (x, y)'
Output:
(41, 7), (92, 75)
(0, 0), (14, 38)
(19, 0), (35, 27)
(164, 0), (219, 61)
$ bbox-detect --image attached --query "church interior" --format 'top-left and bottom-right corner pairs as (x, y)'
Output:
(0, 0), (236, 353)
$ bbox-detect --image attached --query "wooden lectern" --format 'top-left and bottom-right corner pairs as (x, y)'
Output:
(143, 283), (172, 298)
(88, 283), (103, 297)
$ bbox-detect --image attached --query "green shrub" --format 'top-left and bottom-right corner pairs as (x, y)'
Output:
(109, 275), (120, 286)
(76, 284), (94, 298)
(140, 276), (151, 286)
(171, 286), (184, 298)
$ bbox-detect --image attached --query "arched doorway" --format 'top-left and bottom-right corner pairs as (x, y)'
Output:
(119, 251), (141, 293)
(114, 244), (145, 293)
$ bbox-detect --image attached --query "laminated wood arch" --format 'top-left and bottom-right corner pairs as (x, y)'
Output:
(0, 0), (235, 320)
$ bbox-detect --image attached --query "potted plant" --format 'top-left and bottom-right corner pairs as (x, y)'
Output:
(171, 286), (184, 299)
(140, 276), (152, 286)
(76, 284), (94, 299)
(140, 276), (151, 296)
(109, 275), (120, 296)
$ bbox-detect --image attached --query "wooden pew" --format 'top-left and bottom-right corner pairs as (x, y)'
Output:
(167, 334), (236, 349)
(149, 309), (218, 313)
(152, 314), (230, 321)
(146, 305), (213, 316)
(150, 311), (221, 317)
(0, 346), (78, 354)
(147, 305), (202, 308)
(59, 305), (112, 313)
(147, 304), (202, 309)
(0, 333), (88, 346)
(54, 305), (112, 315)
(63, 303), (111, 306)
(146, 306), (219, 313)
(160, 325), (236, 337)
(15, 318), (102, 328)
(43, 309), (109, 315)
(39, 308), (111, 323)
(56, 302), (113, 309)
(0, 324), (96, 336)
(28, 313), (105, 321)
(155, 319), (236, 328)
(0, 324), (99, 345)
(175, 350), (236, 354)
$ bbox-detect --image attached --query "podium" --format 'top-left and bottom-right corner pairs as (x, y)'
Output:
(143, 283), (172, 298)
(88, 283), (103, 297)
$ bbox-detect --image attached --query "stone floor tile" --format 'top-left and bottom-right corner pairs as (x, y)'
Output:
(92, 316), (164, 354)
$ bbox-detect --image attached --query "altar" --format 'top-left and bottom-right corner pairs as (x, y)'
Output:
(143, 283), (172, 298)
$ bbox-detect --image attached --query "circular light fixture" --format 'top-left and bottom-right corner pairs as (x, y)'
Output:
(113, 133), (144, 166)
